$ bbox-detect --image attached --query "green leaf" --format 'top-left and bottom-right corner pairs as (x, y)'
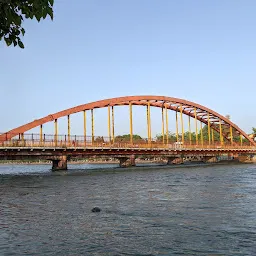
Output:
(35, 12), (41, 22)
(47, 6), (53, 20)
(21, 28), (25, 36)
(4, 37), (12, 46)
(42, 7), (48, 19)
(18, 40), (24, 49)
(1, 0), (54, 48)
(13, 13), (22, 26)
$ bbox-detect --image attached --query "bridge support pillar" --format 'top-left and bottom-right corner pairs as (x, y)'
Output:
(237, 154), (256, 163)
(167, 156), (183, 165)
(202, 156), (217, 163)
(118, 157), (128, 168)
(51, 155), (68, 171)
(118, 155), (136, 167)
(130, 154), (136, 166)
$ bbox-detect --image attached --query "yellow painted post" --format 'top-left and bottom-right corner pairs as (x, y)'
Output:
(40, 124), (43, 145)
(200, 121), (203, 146)
(207, 113), (211, 145)
(165, 105), (169, 144)
(83, 110), (86, 145)
(162, 107), (165, 144)
(194, 108), (198, 145)
(54, 119), (58, 146)
(219, 119), (223, 146)
(147, 103), (151, 144)
(67, 115), (70, 145)
(240, 134), (243, 146)
(146, 104), (149, 143)
(32, 133), (34, 147)
(230, 125), (233, 146)
(108, 105), (111, 142)
(211, 128), (214, 144)
(176, 110), (179, 142)
(91, 109), (94, 144)
(129, 102), (133, 144)
(112, 106), (115, 143)
(148, 102), (151, 143)
(188, 115), (192, 145)
(179, 104), (184, 144)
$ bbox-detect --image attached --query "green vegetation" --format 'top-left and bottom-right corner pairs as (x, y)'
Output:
(0, 0), (54, 48)
(115, 134), (143, 142)
(93, 134), (145, 143)
(94, 136), (105, 143)
(110, 125), (254, 145)
(156, 126), (221, 144)
(156, 124), (251, 144)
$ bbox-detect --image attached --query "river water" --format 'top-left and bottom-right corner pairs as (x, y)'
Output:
(0, 163), (256, 256)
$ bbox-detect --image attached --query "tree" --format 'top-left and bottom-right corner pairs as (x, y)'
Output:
(95, 136), (104, 143)
(0, 0), (54, 48)
(156, 126), (223, 144)
(250, 128), (256, 141)
(115, 134), (144, 143)
(156, 132), (177, 143)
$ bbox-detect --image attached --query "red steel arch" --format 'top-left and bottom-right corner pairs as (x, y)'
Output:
(0, 95), (254, 145)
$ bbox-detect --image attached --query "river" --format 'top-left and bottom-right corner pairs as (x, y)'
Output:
(0, 163), (256, 255)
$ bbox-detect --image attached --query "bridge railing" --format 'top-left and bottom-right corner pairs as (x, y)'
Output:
(0, 136), (255, 150)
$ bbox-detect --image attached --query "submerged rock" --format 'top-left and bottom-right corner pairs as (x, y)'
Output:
(91, 207), (101, 212)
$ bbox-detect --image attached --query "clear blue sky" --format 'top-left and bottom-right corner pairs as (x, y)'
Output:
(1, 0), (256, 137)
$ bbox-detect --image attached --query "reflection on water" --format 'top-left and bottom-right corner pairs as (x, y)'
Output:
(0, 163), (256, 255)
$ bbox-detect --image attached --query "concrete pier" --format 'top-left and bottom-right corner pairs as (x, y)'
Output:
(237, 154), (256, 163)
(51, 155), (68, 171)
(167, 156), (183, 165)
(118, 155), (136, 167)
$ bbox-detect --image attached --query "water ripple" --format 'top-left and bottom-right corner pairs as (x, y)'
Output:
(0, 163), (256, 255)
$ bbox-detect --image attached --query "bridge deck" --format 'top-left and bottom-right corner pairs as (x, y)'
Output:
(1, 140), (255, 161)
(1, 145), (256, 158)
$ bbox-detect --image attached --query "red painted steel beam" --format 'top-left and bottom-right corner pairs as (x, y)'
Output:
(0, 95), (255, 145)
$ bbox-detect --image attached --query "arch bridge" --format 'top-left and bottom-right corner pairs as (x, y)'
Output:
(0, 96), (255, 169)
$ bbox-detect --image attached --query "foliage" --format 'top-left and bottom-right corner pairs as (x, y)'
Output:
(0, 0), (54, 48)
(155, 124), (246, 144)
(155, 130), (213, 143)
(115, 134), (143, 142)
(95, 136), (104, 143)
(107, 125), (255, 145)
(252, 127), (256, 134)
